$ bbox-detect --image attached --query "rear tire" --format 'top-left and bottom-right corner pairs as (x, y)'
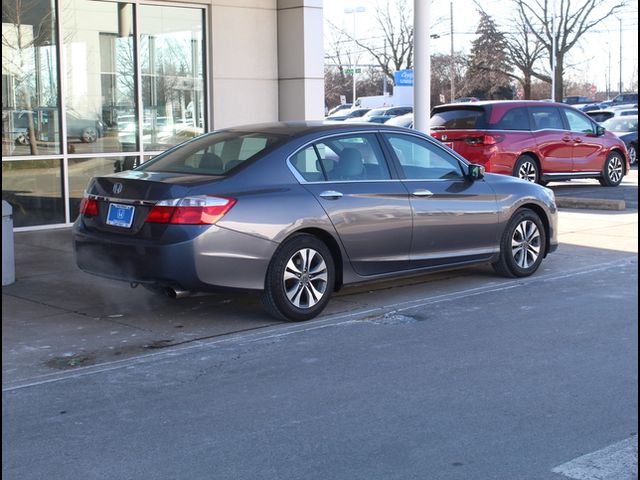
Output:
(261, 234), (335, 322)
(492, 208), (546, 278)
(598, 151), (624, 186)
(514, 155), (540, 184)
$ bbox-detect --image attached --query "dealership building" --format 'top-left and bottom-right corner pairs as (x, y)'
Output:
(2, 0), (324, 230)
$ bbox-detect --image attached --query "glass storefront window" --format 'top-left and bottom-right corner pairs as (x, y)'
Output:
(2, 0), (207, 229)
(2, 0), (61, 156)
(140, 5), (204, 151)
(2, 159), (65, 226)
(63, 0), (135, 155)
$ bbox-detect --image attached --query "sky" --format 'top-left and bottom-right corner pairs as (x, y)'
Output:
(323, 0), (639, 95)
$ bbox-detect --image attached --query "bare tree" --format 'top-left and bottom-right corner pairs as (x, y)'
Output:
(504, 9), (547, 99)
(514, 0), (626, 100)
(327, 0), (414, 85)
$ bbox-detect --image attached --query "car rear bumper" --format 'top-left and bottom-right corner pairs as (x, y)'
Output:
(73, 222), (278, 292)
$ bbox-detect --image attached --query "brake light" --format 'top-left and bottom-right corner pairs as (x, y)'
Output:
(79, 197), (99, 217)
(465, 134), (504, 146)
(145, 196), (236, 225)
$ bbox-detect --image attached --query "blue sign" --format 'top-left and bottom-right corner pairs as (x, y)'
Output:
(394, 69), (414, 86)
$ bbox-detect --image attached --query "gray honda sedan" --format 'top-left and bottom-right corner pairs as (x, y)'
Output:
(73, 122), (558, 321)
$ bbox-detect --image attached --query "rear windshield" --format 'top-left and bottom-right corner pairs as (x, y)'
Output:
(430, 106), (487, 129)
(140, 131), (286, 175)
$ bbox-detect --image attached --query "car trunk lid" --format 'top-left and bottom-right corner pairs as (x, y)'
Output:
(81, 170), (226, 235)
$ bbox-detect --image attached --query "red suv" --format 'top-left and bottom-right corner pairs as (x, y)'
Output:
(430, 101), (631, 186)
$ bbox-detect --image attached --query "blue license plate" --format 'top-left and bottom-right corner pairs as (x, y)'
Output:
(106, 203), (135, 228)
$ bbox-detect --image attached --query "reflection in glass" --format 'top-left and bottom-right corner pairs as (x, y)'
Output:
(68, 156), (136, 218)
(140, 5), (204, 151)
(2, 0), (60, 156)
(63, 0), (135, 154)
(2, 159), (65, 226)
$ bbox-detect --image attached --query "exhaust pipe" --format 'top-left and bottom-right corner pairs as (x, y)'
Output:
(165, 287), (192, 299)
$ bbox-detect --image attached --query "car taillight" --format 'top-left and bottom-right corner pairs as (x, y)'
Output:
(465, 134), (504, 146)
(79, 196), (99, 217)
(145, 196), (236, 225)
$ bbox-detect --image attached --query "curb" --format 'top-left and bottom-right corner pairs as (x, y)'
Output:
(556, 196), (626, 211)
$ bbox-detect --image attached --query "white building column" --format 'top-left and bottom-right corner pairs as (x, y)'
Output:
(413, 0), (430, 133)
(277, 0), (324, 120)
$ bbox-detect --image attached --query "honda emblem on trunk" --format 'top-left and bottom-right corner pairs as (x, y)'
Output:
(112, 183), (123, 194)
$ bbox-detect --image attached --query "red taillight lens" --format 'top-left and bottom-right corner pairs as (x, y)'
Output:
(145, 196), (236, 225)
(79, 197), (99, 217)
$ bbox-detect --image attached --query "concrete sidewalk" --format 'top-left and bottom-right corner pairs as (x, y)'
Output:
(549, 166), (638, 210)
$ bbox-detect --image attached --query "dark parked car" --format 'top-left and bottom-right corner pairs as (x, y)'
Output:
(602, 115), (637, 165)
(586, 107), (638, 124)
(74, 122), (558, 321)
(347, 106), (413, 123)
(66, 109), (105, 143)
(562, 96), (593, 105)
(430, 101), (631, 186)
(326, 107), (370, 121)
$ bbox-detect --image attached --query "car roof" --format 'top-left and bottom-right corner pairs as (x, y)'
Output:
(224, 121), (414, 138)
(433, 100), (567, 109)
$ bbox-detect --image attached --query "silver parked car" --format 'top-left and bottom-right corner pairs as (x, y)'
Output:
(74, 122), (559, 321)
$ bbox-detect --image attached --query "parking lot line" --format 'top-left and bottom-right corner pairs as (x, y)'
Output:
(2, 258), (634, 393)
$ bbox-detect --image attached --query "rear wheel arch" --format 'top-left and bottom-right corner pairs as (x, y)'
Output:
(279, 227), (344, 292)
(514, 153), (544, 184)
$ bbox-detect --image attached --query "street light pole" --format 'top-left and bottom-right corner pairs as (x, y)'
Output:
(619, 17), (623, 95)
(344, 6), (365, 105)
(551, 0), (557, 101)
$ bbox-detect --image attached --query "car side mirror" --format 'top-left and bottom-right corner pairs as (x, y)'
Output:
(596, 125), (606, 136)
(468, 164), (485, 180)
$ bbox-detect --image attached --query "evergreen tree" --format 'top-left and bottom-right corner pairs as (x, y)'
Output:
(462, 11), (514, 100)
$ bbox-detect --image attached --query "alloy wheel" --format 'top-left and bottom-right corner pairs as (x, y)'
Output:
(606, 155), (623, 184)
(517, 160), (538, 183)
(283, 248), (328, 309)
(511, 220), (541, 269)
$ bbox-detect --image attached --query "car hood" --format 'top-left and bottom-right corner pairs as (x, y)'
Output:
(613, 132), (637, 142)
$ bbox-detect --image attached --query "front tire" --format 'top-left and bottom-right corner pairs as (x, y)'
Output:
(261, 234), (335, 322)
(514, 155), (540, 184)
(628, 144), (637, 165)
(598, 151), (624, 186)
(492, 208), (546, 278)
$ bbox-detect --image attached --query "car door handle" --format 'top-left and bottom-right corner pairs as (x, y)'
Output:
(562, 136), (572, 142)
(412, 189), (434, 197)
(319, 190), (343, 200)
(573, 137), (583, 143)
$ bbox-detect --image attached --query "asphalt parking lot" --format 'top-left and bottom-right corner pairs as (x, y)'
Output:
(2, 168), (637, 387)
(2, 168), (637, 479)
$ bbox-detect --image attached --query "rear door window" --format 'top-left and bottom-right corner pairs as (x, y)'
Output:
(491, 107), (530, 130)
(289, 134), (391, 182)
(530, 107), (565, 130)
(430, 107), (486, 130)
